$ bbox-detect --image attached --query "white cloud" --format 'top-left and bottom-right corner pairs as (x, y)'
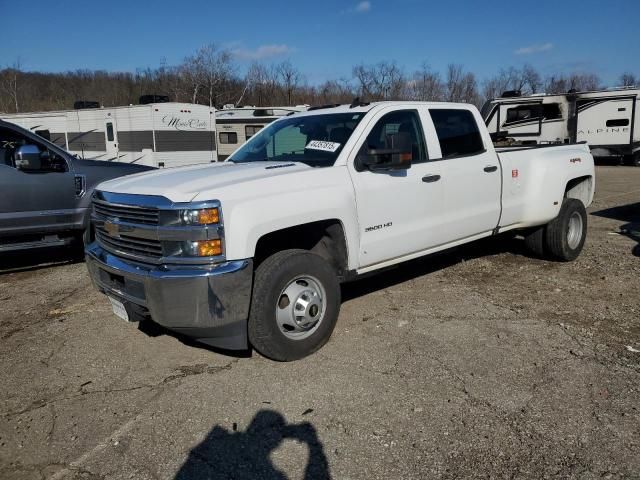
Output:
(515, 42), (553, 55)
(342, 1), (371, 14)
(232, 44), (296, 61)
(355, 1), (371, 12)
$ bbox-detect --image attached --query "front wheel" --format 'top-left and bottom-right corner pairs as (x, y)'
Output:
(248, 249), (341, 361)
(544, 198), (588, 261)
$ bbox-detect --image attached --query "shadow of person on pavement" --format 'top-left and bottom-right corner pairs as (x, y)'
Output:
(174, 409), (330, 480)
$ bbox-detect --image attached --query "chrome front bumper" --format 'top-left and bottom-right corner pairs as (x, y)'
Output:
(85, 243), (253, 350)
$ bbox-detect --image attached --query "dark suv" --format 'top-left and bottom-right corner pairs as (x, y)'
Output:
(0, 119), (154, 253)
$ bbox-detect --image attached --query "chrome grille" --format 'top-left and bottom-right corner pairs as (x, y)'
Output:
(93, 201), (159, 225)
(95, 226), (163, 259)
(92, 198), (163, 262)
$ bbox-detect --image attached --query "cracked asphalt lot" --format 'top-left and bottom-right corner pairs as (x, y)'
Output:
(1, 166), (639, 479)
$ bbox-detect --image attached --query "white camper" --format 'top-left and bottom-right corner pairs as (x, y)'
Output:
(215, 105), (308, 160)
(483, 87), (640, 165)
(1, 102), (217, 168)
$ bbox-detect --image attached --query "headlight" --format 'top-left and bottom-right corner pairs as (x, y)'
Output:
(182, 239), (222, 257)
(180, 208), (219, 225)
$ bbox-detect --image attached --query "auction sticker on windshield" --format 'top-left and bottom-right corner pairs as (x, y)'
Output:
(305, 140), (341, 153)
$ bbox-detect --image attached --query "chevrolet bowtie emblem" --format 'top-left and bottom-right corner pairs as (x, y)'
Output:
(104, 219), (120, 237)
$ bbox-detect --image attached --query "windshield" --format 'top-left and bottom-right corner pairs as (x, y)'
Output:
(228, 112), (366, 167)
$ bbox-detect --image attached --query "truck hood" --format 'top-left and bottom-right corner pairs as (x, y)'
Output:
(96, 161), (313, 203)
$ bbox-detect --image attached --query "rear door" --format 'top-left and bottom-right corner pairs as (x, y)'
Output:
(427, 108), (501, 242)
(104, 118), (119, 160)
(0, 125), (77, 236)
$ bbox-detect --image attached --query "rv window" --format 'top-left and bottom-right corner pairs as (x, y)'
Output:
(106, 123), (114, 142)
(542, 103), (561, 120)
(429, 109), (484, 158)
(505, 104), (542, 124)
(606, 118), (630, 127)
(505, 103), (561, 124)
(245, 125), (263, 140)
(219, 132), (238, 144)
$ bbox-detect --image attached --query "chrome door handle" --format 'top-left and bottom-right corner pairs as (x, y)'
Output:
(484, 165), (498, 173)
(422, 174), (441, 183)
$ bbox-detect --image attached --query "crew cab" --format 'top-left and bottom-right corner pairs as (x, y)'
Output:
(0, 120), (153, 253)
(85, 101), (595, 361)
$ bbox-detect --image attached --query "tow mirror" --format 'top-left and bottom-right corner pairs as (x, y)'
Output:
(14, 145), (43, 171)
(359, 132), (413, 171)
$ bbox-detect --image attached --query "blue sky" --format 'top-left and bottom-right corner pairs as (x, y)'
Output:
(0, 0), (637, 86)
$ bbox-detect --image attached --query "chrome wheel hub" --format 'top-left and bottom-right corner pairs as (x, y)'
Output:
(276, 276), (326, 340)
(567, 211), (583, 250)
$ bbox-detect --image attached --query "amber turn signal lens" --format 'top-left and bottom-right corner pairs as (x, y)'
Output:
(197, 208), (219, 224)
(197, 239), (222, 257)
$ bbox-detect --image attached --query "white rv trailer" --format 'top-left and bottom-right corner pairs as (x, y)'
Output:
(1, 102), (217, 168)
(483, 87), (640, 165)
(215, 105), (308, 160)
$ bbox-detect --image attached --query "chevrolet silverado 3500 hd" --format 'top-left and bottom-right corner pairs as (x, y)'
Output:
(85, 101), (595, 361)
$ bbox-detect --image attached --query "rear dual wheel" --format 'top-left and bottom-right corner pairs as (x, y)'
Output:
(524, 198), (587, 261)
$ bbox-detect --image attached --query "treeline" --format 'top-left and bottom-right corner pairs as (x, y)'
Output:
(0, 43), (637, 113)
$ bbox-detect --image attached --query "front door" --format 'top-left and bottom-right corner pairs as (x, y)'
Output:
(349, 108), (444, 268)
(104, 119), (118, 160)
(0, 125), (76, 236)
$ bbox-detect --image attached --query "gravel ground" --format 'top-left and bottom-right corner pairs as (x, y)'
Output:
(0, 165), (638, 480)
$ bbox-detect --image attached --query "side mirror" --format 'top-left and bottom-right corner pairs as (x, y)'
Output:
(14, 145), (43, 171)
(359, 132), (413, 171)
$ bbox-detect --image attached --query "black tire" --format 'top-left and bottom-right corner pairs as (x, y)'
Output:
(544, 198), (587, 261)
(524, 226), (546, 258)
(248, 249), (341, 361)
(632, 152), (640, 167)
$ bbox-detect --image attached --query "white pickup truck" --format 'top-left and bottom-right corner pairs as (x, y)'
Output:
(85, 101), (595, 361)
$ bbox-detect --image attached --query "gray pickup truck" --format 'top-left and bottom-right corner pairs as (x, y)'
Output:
(0, 119), (154, 253)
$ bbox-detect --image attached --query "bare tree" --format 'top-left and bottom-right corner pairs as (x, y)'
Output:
(446, 64), (479, 105)
(194, 43), (235, 107)
(352, 61), (404, 100)
(276, 60), (302, 105)
(314, 78), (355, 104)
(0, 59), (22, 112)
(244, 62), (278, 106)
(407, 63), (445, 101)
(352, 64), (375, 99)
(482, 64), (542, 101)
(545, 73), (602, 94)
(619, 72), (637, 87)
(522, 64), (542, 94)
(181, 54), (203, 104)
